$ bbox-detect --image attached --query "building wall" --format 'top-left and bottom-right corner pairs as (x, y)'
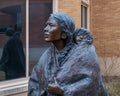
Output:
(58, 0), (120, 76)
(90, 0), (120, 76)
(58, 0), (120, 57)
(90, 0), (120, 57)
(58, 0), (81, 28)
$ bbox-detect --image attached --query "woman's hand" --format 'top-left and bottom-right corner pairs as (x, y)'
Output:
(47, 77), (64, 95)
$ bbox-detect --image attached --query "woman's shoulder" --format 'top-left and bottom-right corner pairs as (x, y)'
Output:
(70, 44), (99, 62)
(37, 47), (51, 65)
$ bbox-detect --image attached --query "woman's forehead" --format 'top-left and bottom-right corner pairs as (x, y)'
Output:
(46, 16), (57, 24)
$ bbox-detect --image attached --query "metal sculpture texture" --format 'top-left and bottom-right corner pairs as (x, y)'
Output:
(28, 12), (108, 96)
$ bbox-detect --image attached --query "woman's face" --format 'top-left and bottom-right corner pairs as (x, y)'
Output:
(44, 16), (61, 42)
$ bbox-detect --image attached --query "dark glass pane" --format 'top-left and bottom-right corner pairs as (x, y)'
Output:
(0, 0), (26, 81)
(29, 0), (52, 75)
(81, 5), (88, 28)
(84, 6), (87, 28)
(81, 5), (83, 27)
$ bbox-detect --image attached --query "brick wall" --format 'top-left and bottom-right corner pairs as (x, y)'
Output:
(90, 0), (120, 57)
(90, 0), (120, 76)
(58, 0), (81, 28)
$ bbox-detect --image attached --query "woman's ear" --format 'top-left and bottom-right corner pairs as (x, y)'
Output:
(61, 33), (67, 39)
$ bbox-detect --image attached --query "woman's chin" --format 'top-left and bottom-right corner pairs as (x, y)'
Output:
(44, 39), (51, 42)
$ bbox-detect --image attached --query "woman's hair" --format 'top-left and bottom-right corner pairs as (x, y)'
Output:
(73, 27), (93, 45)
(50, 12), (75, 43)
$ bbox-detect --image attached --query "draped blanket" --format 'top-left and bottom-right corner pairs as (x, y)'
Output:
(28, 43), (108, 96)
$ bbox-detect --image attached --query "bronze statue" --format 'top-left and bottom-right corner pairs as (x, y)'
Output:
(28, 13), (108, 96)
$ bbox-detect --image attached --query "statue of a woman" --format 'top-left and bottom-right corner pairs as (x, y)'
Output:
(28, 13), (108, 96)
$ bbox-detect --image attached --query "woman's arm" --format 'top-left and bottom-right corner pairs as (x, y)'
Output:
(28, 65), (41, 96)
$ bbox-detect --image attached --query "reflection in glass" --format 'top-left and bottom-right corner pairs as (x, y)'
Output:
(0, 1), (26, 81)
(29, 0), (52, 75)
(81, 5), (88, 28)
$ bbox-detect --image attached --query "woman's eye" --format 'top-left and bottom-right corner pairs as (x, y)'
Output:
(49, 23), (54, 26)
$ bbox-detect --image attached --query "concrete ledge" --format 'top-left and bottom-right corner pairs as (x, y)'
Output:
(0, 78), (28, 96)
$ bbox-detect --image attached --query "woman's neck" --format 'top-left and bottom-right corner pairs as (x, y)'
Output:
(52, 40), (66, 51)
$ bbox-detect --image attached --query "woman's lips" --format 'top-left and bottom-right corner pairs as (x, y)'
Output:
(44, 33), (49, 38)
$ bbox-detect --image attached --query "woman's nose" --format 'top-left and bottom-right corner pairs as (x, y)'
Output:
(44, 25), (49, 31)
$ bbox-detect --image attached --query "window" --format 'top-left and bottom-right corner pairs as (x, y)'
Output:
(29, 0), (52, 75)
(81, 5), (87, 28)
(81, 0), (90, 29)
(0, 1), (26, 81)
(0, 0), (53, 95)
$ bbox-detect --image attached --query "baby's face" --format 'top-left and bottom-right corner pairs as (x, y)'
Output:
(75, 33), (86, 44)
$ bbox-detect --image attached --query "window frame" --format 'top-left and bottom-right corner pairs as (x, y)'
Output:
(81, 0), (90, 29)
